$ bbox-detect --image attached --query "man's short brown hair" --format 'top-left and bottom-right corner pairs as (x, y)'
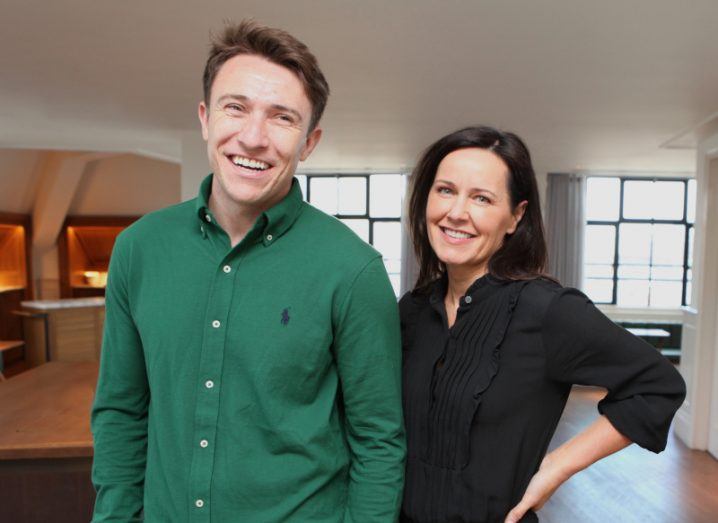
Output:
(203, 20), (330, 132)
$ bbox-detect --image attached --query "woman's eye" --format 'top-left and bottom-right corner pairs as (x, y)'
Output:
(475, 195), (490, 204)
(437, 186), (452, 195)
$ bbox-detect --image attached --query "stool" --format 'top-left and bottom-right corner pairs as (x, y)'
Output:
(0, 340), (25, 381)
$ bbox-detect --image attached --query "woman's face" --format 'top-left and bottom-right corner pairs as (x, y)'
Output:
(426, 148), (526, 279)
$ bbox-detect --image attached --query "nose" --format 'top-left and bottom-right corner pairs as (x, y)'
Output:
(237, 113), (269, 150)
(446, 196), (469, 221)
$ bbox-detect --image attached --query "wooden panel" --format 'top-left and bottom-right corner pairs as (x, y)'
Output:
(58, 216), (138, 298)
(50, 307), (102, 362)
(0, 362), (96, 459)
(0, 457), (95, 523)
(20, 314), (48, 368)
(0, 212), (32, 298)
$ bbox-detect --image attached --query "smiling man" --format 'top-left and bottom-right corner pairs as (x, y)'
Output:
(91, 20), (405, 522)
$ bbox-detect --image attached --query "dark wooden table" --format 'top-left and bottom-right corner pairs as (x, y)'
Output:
(0, 362), (97, 522)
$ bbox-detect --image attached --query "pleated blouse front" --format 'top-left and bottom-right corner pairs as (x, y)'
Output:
(400, 275), (686, 523)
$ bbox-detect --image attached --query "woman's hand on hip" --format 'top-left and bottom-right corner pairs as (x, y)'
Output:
(504, 454), (568, 523)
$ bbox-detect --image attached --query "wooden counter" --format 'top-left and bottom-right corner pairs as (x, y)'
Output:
(0, 361), (97, 458)
(0, 362), (98, 522)
(20, 298), (105, 366)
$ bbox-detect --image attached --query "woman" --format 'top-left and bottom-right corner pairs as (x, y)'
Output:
(400, 126), (686, 523)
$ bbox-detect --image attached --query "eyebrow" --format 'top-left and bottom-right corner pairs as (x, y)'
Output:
(215, 94), (304, 122)
(434, 178), (499, 198)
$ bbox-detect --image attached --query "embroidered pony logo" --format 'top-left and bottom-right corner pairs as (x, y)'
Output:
(281, 308), (291, 326)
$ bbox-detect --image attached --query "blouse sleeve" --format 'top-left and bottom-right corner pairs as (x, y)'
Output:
(541, 287), (686, 453)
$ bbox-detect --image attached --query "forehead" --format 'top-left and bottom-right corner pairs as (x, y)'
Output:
(436, 148), (510, 189)
(211, 54), (311, 111)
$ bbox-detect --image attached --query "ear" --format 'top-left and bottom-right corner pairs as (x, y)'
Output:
(299, 126), (323, 161)
(507, 200), (528, 235)
(198, 101), (209, 141)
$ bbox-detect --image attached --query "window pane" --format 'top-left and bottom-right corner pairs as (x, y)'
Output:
(686, 281), (692, 306)
(338, 177), (366, 215)
(370, 175), (404, 217)
(617, 279), (649, 307)
(341, 219), (369, 242)
(651, 265), (683, 281)
(295, 175), (307, 199)
(652, 224), (685, 266)
(688, 227), (694, 267)
(618, 223), (651, 265)
(586, 177), (620, 221)
(585, 264), (614, 278)
(650, 280), (682, 308)
(623, 180), (684, 220)
(310, 177), (337, 214)
(617, 265), (650, 279)
(387, 274), (401, 297)
(687, 179), (696, 224)
(584, 279), (613, 303)
(650, 266), (683, 280)
(372, 222), (402, 260)
(652, 181), (685, 220)
(585, 225), (615, 264)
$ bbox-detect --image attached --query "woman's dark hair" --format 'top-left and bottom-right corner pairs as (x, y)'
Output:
(408, 125), (548, 291)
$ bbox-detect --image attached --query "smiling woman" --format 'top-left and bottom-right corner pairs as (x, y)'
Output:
(399, 126), (686, 523)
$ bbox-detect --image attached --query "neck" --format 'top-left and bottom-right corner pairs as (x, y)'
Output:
(208, 194), (260, 248)
(445, 265), (488, 303)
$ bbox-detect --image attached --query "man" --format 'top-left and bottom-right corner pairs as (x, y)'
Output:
(91, 20), (405, 522)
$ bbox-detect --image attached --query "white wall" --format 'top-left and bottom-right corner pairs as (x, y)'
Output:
(69, 154), (180, 215)
(0, 149), (44, 214)
(674, 129), (718, 451)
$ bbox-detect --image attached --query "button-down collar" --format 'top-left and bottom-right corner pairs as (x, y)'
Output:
(195, 174), (304, 247)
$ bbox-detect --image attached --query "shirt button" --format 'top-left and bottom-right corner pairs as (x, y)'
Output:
(200, 439), (209, 448)
(195, 499), (204, 508)
(212, 320), (221, 328)
(266, 234), (273, 241)
(205, 380), (214, 389)
(205, 215), (212, 223)
(464, 295), (473, 304)
(223, 265), (231, 273)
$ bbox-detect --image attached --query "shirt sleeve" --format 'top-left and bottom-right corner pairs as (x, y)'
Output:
(333, 256), (406, 522)
(541, 287), (686, 453)
(90, 233), (149, 521)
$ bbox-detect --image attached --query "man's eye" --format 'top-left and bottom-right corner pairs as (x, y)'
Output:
(277, 114), (294, 123)
(226, 104), (245, 113)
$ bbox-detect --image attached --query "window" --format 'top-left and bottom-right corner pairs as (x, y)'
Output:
(295, 174), (406, 296)
(584, 177), (696, 308)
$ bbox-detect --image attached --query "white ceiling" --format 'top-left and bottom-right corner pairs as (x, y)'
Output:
(1, 0), (717, 177)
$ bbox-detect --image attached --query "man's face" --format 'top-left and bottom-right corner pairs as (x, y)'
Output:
(198, 54), (322, 214)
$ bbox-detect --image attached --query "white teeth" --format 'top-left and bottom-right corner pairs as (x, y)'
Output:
(231, 155), (269, 170)
(443, 228), (473, 239)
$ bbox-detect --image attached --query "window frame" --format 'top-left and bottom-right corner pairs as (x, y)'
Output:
(296, 173), (406, 295)
(585, 176), (694, 307)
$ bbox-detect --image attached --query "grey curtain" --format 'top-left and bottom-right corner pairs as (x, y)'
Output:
(546, 173), (586, 288)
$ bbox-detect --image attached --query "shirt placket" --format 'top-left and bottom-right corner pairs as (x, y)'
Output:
(188, 230), (242, 522)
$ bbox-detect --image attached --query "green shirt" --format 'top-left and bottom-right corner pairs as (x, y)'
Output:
(91, 175), (405, 522)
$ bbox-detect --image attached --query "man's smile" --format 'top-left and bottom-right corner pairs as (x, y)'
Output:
(227, 154), (271, 171)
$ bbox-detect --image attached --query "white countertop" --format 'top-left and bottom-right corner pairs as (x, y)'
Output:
(21, 297), (105, 310)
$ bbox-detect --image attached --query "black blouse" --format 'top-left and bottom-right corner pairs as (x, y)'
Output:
(399, 275), (686, 523)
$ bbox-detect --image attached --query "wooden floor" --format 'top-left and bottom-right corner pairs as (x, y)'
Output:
(539, 386), (718, 523)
